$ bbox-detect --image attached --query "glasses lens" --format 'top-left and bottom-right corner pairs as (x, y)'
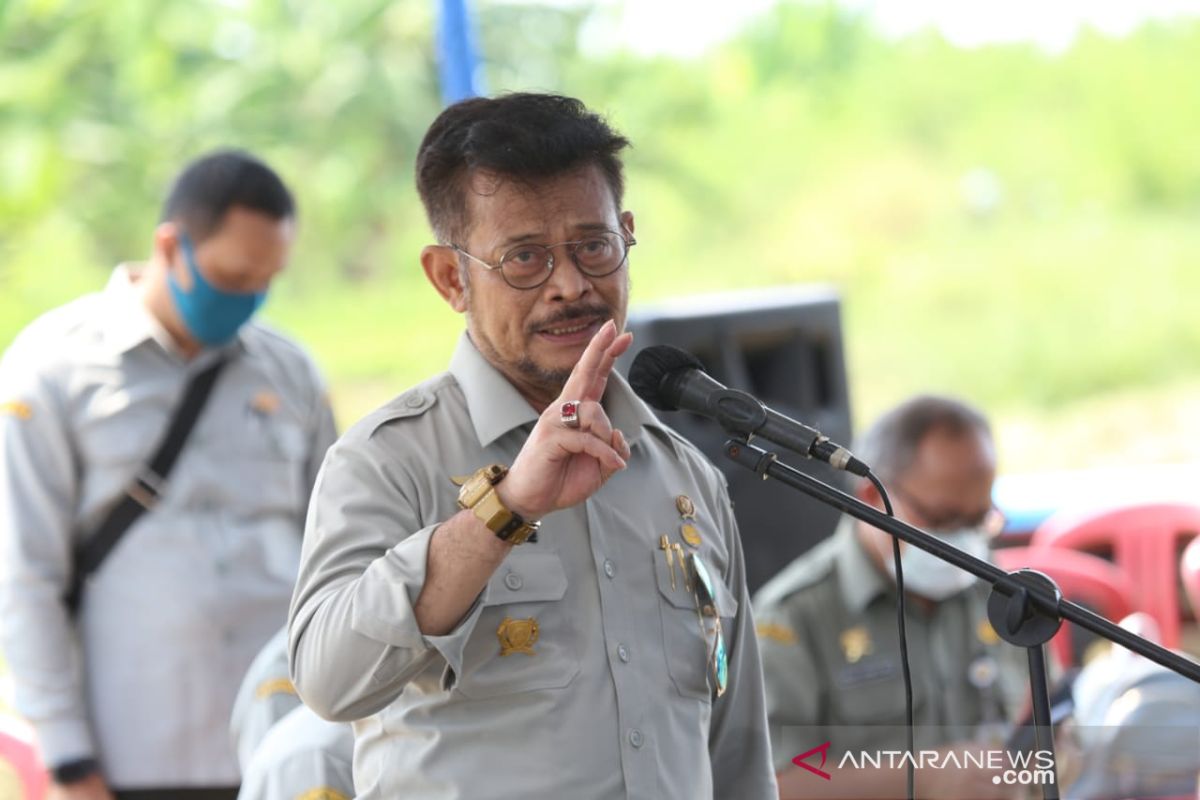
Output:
(500, 245), (552, 288)
(690, 555), (729, 696)
(573, 232), (627, 276)
(713, 625), (728, 695)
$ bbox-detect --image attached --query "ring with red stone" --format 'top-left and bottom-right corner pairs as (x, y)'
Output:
(560, 400), (581, 429)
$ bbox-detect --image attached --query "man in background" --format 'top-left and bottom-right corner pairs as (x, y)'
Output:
(0, 150), (336, 799)
(755, 395), (1025, 799)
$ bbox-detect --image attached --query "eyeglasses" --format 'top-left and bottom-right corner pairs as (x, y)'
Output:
(890, 483), (1006, 536)
(687, 553), (729, 698)
(450, 229), (636, 290)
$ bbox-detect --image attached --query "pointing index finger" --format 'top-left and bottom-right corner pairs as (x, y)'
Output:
(560, 320), (622, 403)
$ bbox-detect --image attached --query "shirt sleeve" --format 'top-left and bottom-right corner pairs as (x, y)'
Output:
(303, 373), (338, 502)
(0, 346), (93, 767)
(287, 432), (486, 722)
(754, 591), (824, 772)
(237, 713), (355, 800)
(707, 479), (780, 800)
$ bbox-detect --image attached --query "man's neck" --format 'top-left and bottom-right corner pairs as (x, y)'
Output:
(139, 262), (202, 360)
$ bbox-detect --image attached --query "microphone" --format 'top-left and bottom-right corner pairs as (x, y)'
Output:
(629, 344), (870, 477)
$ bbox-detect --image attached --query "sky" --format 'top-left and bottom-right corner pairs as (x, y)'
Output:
(527, 0), (1200, 57)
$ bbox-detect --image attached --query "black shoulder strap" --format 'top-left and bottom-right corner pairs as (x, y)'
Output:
(64, 356), (229, 614)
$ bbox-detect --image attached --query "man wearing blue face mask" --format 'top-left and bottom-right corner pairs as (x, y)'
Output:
(0, 150), (337, 800)
(754, 395), (1027, 799)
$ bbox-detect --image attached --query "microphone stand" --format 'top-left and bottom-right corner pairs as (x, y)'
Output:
(723, 438), (1200, 800)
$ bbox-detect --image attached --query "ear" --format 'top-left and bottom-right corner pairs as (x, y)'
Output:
(620, 210), (635, 237)
(153, 222), (179, 266)
(422, 245), (468, 314)
(153, 222), (192, 290)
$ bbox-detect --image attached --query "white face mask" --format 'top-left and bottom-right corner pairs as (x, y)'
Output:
(878, 527), (991, 601)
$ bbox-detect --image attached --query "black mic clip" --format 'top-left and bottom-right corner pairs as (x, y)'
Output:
(708, 388), (768, 438)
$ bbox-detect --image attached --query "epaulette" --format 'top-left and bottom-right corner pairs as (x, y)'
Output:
(752, 536), (840, 610)
(361, 374), (456, 438)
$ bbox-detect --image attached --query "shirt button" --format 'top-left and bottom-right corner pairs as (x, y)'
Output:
(504, 572), (523, 591)
(617, 644), (630, 663)
(603, 560), (616, 579)
(628, 729), (644, 749)
(405, 394), (425, 408)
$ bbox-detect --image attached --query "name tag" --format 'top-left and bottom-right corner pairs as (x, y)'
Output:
(835, 657), (898, 688)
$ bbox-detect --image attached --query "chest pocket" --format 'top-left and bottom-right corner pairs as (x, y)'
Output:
(454, 550), (581, 700)
(653, 549), (739, 702)
(208, 402), (309, 517)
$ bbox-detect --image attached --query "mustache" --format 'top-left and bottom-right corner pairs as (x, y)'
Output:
(528, 305), (612, 332)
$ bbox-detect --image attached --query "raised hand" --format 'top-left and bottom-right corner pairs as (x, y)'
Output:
(498, 320), (633, 520)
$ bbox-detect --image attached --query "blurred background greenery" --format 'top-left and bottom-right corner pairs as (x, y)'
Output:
(3, 0), (1200, 473)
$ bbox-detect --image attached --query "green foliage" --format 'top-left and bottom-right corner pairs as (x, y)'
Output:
(3, 0), (1200, 431)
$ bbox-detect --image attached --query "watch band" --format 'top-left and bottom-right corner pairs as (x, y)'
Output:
(454, 465), (540, 545)
(52, 757), (99, 785)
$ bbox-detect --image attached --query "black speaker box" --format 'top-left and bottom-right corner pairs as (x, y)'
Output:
(618, 286), (854, 594)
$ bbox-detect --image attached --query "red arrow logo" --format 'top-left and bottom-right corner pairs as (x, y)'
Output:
(792, 741), (832, 780)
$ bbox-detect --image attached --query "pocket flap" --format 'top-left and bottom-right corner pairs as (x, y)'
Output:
(483, 550), (568, 605)
(652, 549), (740, 619)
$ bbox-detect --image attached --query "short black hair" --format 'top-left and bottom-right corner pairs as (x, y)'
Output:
(160, 149), (295, 241)
(855, 394), (993, 483)
(415, 93), (631, 244)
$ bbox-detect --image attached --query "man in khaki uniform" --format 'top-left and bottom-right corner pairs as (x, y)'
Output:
(288, 93), (777, 799)
(754, 395), (1025, 800)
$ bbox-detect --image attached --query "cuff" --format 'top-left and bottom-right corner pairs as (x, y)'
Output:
(349, 523), (488, 678)
(33, 717), (94, 773)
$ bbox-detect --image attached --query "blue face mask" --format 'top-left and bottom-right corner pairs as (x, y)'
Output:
(168, 233), (267, 346)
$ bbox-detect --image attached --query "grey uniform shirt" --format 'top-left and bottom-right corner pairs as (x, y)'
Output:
(752, 521), (1025, 771)
(289, 333), (777, 800)
(237, 705), (354, 800)
(230, 627), (302, 772)
(0, 266), (337, 787)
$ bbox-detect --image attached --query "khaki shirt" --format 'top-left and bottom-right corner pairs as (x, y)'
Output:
(0, 266), (337, 787)
(230, 627), (302, 771)
(237, 705), (354, 800)
(753, 521), (1024, 771)
(289, 333), (777, 799)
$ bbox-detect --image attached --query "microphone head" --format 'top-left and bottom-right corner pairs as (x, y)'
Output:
(629, 344), (705, 411)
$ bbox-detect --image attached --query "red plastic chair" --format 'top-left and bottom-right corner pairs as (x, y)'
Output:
(992, 545), (1136, 668)
(1031, 502), (1200, 649)
(0, 714), (47, 800)
(1181, 534), (1200, 623)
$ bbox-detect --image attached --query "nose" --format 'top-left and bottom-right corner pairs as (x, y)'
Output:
(542, 247), (592, 302)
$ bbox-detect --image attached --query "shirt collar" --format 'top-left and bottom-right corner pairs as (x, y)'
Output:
(447, 331), (678, 456)
(103, 263), (244, 362)
(103, 264), (172, 355)
(834, 517), (893, 614)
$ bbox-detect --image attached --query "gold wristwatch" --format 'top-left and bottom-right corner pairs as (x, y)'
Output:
(453, 464), (540, 545)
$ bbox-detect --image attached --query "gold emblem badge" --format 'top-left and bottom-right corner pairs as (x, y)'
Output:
(298, 789), (350, 800)
(250, 390), (281, 415)
(977, 619), (1000, 646)
(675, 494), (696, 518)
(0, 400), (32, 420)
(839, 626), (873, 664)
(756, 622), (798, 645)
(254, 677), (297, 699)
(497, 616), (539, 656)
(676, 495), (702, 547)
